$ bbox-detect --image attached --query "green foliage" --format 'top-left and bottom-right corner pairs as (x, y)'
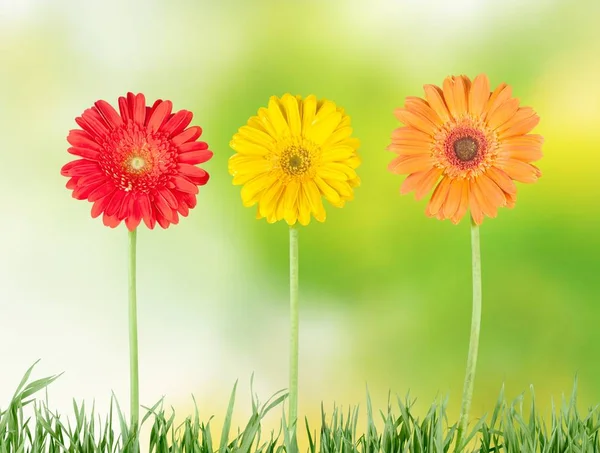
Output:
(2, 364), (599, 452)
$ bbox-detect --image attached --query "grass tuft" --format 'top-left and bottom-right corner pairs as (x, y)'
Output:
(2, 363), (600, 452)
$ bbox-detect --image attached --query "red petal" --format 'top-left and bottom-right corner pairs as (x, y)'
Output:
(68, 147), (100, 161)
(178, 141), (209, 153)
(138, 194), (154, 229)
(177, 202), (189, 216)
(75, 108), (109, 140)
(103, 213), (121, 228)
(117, 192), (133, 220)
(132, 93), (146, 125)
(145, 99), (162, 126)
(177, 163), (207, 179)
(118, 96), (131, 122)
(153, 192), (176, 222)
(61, 160), (101, 177)
(178, 150), (213, 165)
(147, 100), (173, 133)
(125, 195), (142, 231)
(104, 190), (125, 217)
(91, 192), (115, 218)
(158, 187), (178, 209)
(88, 182), (116, 202)
(67, 130), (102, 150)
(172, 175), (199, 194)
(172, 126), (202, 146)
(73, 179), (106, 200)
(94, 100), (123, 129)
(77, 173), (107, 188)
(161, 110), (193, 137)
(154, 208), (170, 229)
(66, 177), (79, 190)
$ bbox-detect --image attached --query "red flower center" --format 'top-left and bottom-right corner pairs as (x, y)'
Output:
(99, 123), (178, 193)
(444, 126), (488, 170)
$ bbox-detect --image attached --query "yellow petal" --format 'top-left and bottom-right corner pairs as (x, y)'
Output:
(301, 95), (317, 134)
(314, 176), (341, 204)
(230, 139), (269, 156)
(237, 125), (275, 148)
(321, 145), (355, 162)
(322, 126), (353, 148)
(282, 94), (301, 136)
(303, 180), (326, 222)
(267, 96), (290, 137)
(240, 173), (276, 207)
(297, 188), (311, 226)
(305, 100), (342, 145)
(321, 162), (357, 179)
(324, 178), (353, 198)
(259, 180), (284, 218)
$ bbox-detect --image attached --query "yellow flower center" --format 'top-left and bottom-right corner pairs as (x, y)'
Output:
(281, 145), (312, 176)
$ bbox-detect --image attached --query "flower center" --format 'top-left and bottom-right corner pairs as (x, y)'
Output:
(281, 145), (311, 176)
(129, 156), (146, 171)
(453, 137), (478, 162)
(99, 123), (179, 193)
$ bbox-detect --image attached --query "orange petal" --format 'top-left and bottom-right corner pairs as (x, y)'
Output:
(442, 77), (458, 119)
(468, 181), (485, 225)
(388, 154), (435, 174)
(414, 167), (443, 200)
(495, 159), (541, 183)
(405, 97), (443, 126)
(471, 180), (497, 220)
(497, 143), (543, 162)
(442, 179), (463, 219)
(387, 144), (432, 155)
(452, 76), (469, 117)
(496, 107), (538, 135)
(502, 134), (544, 147)
(400, 167), (441, 199)
(486, 166), (517, 195)
(468, 74), (490, 117)
(426, 176), (452, 217)
(499, 114), (540, 138)
(391, 127), (432, 142)
(423, 84), (451, 123)
(394, 108), (437, 136)
(451, 180), (470, 224)
(477, 173), (507, 209)
(505, 191), (517, 208)
(484, 83), (512, 120)
(487, 98), (520, 130)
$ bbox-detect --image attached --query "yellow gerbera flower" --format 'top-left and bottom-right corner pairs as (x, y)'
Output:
(229, 94), (361, 226)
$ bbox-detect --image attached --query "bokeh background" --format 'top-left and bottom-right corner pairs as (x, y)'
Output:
(1, 0), (599, 449)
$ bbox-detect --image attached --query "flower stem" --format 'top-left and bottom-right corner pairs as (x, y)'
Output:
(288, 226), (299, 434)
(455, 216), (482, 451)
(128, 229), (140, 434)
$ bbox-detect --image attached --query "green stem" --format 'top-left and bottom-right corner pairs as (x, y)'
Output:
(456, 216), (482, 451)
(288, 226), (299, 433)
(128, 229), (140, 433)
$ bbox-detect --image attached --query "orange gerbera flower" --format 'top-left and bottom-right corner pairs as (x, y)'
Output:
(388, 74), (543, 225)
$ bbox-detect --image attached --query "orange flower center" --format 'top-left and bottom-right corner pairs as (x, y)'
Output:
(453, 137), (478, 162)
(435, 121), (497, 179)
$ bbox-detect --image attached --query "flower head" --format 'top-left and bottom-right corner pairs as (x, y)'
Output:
(61, 93), (212, 230)
(388, 74), (543, 225)
(229, 94), (361, 226)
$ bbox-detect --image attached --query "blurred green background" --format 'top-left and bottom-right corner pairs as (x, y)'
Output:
(1, 0), (599, 448)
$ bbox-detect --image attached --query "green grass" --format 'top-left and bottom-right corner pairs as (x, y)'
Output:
(2, 363), (599, 452)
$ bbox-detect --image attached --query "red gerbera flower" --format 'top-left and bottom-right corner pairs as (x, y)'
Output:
(61, 93), (212, 230)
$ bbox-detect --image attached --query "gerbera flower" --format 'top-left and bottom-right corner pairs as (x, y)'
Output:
(61, 92), (212, 230)
(388, 74), (543, 225)
(228, 94), (361, 226)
